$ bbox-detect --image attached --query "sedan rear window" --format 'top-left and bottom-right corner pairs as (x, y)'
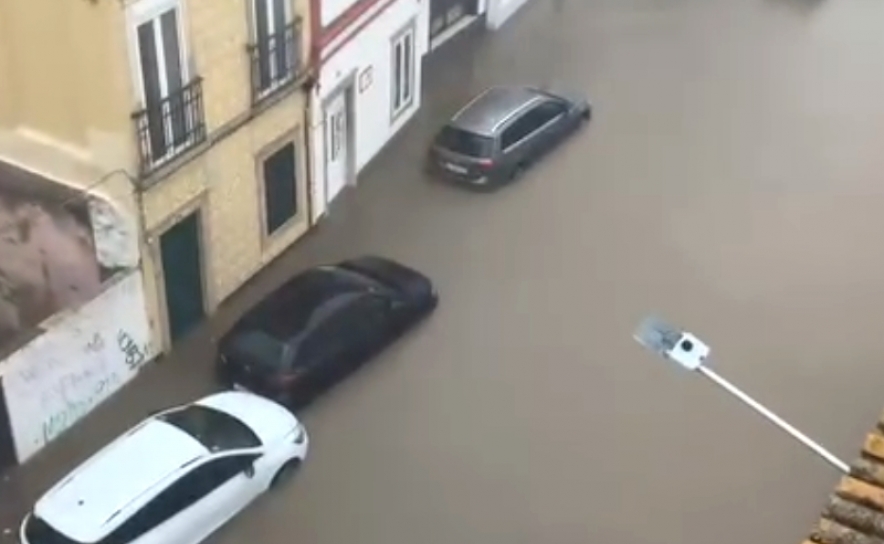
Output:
(435, 126), (494, 157)
(158, 405), (261, 451)
(226, 330), (293, 370)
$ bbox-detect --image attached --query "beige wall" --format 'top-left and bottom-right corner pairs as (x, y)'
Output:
(0, 0), (134, 170)
(140, 96), (311, 348)
(0, 0), (315, 350)
(133, 0), (314, 348)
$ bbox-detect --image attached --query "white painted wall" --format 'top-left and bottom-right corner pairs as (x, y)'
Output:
(320, 0), (360, 27)
(309, 0), (428, 220)
(0, 271), (155, 463)
(485, 0), (531, 29)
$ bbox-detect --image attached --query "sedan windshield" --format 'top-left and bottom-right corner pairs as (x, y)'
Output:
(435, 126), (494, 158)
(157, 405), (261, 451)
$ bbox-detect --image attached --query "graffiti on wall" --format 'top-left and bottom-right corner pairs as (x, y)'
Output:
(0, 272), (153, 463)
(0, 160), (134, 359)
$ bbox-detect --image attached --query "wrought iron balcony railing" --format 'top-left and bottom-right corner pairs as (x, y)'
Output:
(132, 77), (206, 176)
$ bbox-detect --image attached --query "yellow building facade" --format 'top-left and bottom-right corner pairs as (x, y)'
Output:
(0, 0), (315, 351)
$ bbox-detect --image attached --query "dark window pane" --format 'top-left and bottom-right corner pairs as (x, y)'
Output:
(272, 0), (288, 79)
(255, 0), (271, 89)
(403, 34), (412, 102)
(157, 405), (262, 450)
(393, 43), (402, 109)
(502, 115), (538, 148)
(435, 126), (494, 157)
(160, 9), (186, 146)
(263, 142), (297, 234)
(225, 330), (290, 371)
(138, 21), (166, 160)
(23, 515), (79, 544)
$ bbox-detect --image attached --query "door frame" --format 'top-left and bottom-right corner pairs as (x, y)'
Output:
(148, 193), (211, 350)
(321, 70), (357, 206)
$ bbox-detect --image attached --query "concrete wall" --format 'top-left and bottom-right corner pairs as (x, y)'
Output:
(0, 271), (154, 464)
(310, 0), (427, 219)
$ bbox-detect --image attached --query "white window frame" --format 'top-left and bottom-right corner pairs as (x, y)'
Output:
(251, 0), (295, 96)
(125, 0), (193, 166)
(390, 22), (416, 121)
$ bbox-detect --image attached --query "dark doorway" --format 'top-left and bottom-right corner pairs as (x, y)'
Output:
(159, 211), (205, 342)
(0, 378), (17, 472)
(429, 0), (478, 41)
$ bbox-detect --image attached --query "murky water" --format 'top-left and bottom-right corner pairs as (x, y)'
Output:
(5, 0), (884, 543)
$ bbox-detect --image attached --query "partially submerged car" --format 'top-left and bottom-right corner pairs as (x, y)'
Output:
(428, 85), (591, 189)
(216, 255), (438, 409)
(21, 391), (307, 544)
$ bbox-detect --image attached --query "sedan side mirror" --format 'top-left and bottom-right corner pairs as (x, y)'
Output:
(243, 463), (256, 478)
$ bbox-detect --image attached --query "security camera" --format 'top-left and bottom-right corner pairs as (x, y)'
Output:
(633, 316), (711, 371)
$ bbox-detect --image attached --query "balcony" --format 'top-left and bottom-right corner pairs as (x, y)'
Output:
(248, 19), (303, 105)
(132, 78), (206, 177)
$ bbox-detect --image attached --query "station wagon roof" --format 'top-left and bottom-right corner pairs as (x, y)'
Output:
(449, 86), (544, 136)
(34, 419), (207, 543)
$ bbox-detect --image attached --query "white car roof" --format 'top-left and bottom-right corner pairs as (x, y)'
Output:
(195, 390), (298, 444)
(31, 391), (297, 544)
(34, 418), (207, 543)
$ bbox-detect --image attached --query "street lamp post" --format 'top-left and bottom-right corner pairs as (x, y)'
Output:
(632, 315), (850, 474)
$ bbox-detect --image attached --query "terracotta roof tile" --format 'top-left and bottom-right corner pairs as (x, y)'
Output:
(804, 415), (884, 544)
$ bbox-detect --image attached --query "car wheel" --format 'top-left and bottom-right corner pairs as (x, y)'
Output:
(270, 458), (302, 490)
(509, 163), (526, 182)
(581, 107), (591, 121)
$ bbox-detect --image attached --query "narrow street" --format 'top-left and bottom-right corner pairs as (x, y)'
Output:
(6, 0), (884, 543)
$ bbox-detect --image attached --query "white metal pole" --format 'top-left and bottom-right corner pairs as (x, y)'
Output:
(696, 365), (850, 474)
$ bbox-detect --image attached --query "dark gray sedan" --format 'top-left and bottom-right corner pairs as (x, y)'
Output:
(427, 85), (591, 190)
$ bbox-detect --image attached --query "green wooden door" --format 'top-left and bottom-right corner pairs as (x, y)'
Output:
(159, 212), (205, 342)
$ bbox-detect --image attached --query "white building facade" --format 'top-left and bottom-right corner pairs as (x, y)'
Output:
(309, 0), (429, 219)
(426, 0), (532, 51)
(483, 0), (531, 30)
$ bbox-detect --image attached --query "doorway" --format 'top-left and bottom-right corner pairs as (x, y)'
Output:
(159, 211), (205, 342)
(324, 87), (352, 206)
(430, 0), (478, 43)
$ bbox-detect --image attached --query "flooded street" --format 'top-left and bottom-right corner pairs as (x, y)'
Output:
(6, 0), (884, 543)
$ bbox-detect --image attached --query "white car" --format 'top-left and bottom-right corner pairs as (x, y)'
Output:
(20, 391), (308, 544)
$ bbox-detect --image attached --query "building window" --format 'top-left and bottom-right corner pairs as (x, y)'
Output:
(130, 2), (205, 175)
(262, 142), (298, 235)
(390, 24), (415, 120)
(249, 0), (301, 104)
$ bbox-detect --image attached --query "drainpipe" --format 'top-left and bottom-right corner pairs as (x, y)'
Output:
(303, 0), (323, 227)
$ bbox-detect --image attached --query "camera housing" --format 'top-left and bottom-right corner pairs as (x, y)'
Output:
(633, 316), (711, 370)
(665, 332), (709, 370)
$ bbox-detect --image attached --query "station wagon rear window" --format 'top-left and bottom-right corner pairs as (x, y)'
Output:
(158, 405), (261, 451)
(435, 126), (495, 157)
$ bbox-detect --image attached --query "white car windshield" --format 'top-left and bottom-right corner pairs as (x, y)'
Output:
(157, 405), (261, 451)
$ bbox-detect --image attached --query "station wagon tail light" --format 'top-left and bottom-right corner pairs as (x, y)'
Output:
(476, 158), (494, 168)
